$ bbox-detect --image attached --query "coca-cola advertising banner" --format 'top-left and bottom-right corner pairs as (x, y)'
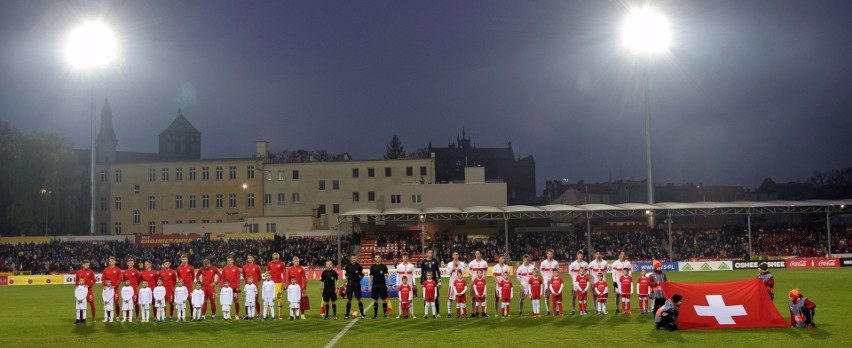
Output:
(785, 258), (840, 268)
(732, 260), (786, 270)
(841, 259), (852, 267)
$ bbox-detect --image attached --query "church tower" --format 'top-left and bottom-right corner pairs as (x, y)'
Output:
(96, 98), (117, 163)
(158, 109), (201, 160)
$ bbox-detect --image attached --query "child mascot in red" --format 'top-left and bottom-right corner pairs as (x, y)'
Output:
(788, 288), (816, 328)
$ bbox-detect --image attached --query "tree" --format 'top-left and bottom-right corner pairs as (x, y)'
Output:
(408, 147), (430, 159)
(384, 134), (405, 159)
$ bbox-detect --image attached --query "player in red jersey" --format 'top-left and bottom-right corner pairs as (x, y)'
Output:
(176, 254), (195, 290)
(398, 276), (413, 319)
(618, 267), (633, 314)
(159, 259), (178, 320)
(196, 259), (221, 319)
(498, 276), (513, 318)
(637, 268), (651, 314)
(574, 266), (591, 315)
(242, 254), (262, 318)
(422, 271), (439, 318)
(123, 258), (141, 317)
(594, 272), (609, 315)
(75, 260), (96, 320)
(529, 268), (544, 317)
(285, 256), (307, 319)
(549, 269), (565, 316)
(472, 270), (488, 318)
(220, 256), (242, 319)
(102, 256), (123, 315)
(452, 274), (468, 318)
(140, 260), (159, 290)
(266, 252), (286, 318)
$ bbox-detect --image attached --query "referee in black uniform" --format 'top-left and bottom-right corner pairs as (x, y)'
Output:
(420, 249), (441, 315)
(343, 255), (365, 319)
(320, 260), (339, 320)
(369, 254), (390, 319)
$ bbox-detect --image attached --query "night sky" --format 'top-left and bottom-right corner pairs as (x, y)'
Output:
(2, 0), (851, 193)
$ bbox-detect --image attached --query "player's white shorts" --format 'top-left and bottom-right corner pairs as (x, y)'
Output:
(176, 302), (186, 310)
(103, 300), (114, 309)
(521, 283), (531, 297)
(141, 304), (150, 311)
(289, 301), (300, 309)
(245, 300), (256, 307)
(263, 298), (275, 306)
(76, 302), (87, 310)
(121, 301), (133, 311)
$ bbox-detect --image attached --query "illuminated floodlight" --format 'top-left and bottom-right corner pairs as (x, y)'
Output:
(623, 8), (671, 54)
(66, 21), (117, 69)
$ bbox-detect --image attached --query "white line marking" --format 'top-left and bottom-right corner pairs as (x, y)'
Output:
(324, 301), (375, 348)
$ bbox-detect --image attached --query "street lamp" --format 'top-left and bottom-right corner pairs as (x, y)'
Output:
(242, 183), (249, 232)
(66, 21), (118, 235)
(623, 8), (671, 207)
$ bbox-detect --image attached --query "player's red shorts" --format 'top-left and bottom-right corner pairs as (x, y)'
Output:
(531, 293), (541, 300)
(552, 294), (563, 302)
(577, 292), (588, 301)
(202, 285), (216, 302)
(474, 296), (486, 303)
(501, 299), (511, 304)
(621, 294), (631, 299)
(425, 295), (435, 302)
(596, 295), (607, 303)
(455, 295), (467, 303)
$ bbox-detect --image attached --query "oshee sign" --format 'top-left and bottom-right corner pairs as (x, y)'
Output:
(786, 258), (840, 268)
(841, 259), (852, 267)
(732, 261), (786, 270)
(679, 261), (733, 272)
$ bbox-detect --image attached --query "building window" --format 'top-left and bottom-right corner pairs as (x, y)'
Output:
(133, 185), (140, 194)
(352, 192), (360, 202)
(175, 195), (183, 209)
(133, 210), (140, 225)
(215, 219), (223, 223)
(114, 222), (121, 234)
(189, 195), (196, 209)
(114, 169), (122, 183)
(292, 192), (300, 203)
(114, 197), (122, 211)
(318, 180), (326, 191)
(247, 165), (255, 180)
(352, 168), (359, 178)
(100, 197), (107, 211)
(202, 194), (209, 209)
(277, 193), (285, 205)
(292, 170), (300, 180)
(188, 220), (196, 224)
(228, 194), (237, 208)
(148, 196), (156, 210)
(266, 223), (276, 233)
(202, 167), (210, 181)
(406, 166), (413, 177)
(391, 194), (401, 204)
(368, 168), (375, 177)
(384, 167), (392, 177)
(202, 220), (209, 224)
(229, 166), (237, 180)
(420, 166), (427, 176)
(148, 168), (156, 182)
(100, 169), (107, 183)
(333, 204), (340, 214)
(247, 193), (255, 208)
(412, 194), (422, 203)
(175, 220), (182, 224)
(216, 194), (223, 208)
(162, 168), (169, 181)
(264, 170), (271, 181)
(368, 191), (376, 202)
(100, 223), (107, 235)
(277, 170), (285, 181)
(318, 204), (326, 215)
(189, 167), (196, 181)
(215, 166), (223, 180)
(332, 180), (340, 190)
(147, 221), (155, 234)
(175, 168), (183, 181)
(264, 193), (272, 205)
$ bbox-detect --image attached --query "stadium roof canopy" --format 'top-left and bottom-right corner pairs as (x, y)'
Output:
(339, 199), (852, 222)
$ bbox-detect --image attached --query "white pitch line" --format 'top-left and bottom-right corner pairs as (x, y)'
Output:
(323, 301), (375, 348)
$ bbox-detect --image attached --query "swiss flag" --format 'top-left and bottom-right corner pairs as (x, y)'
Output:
(661, 279), (788, 329)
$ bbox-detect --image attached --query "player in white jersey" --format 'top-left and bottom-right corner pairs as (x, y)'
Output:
(445, 251), (466, 318)
(568, 250), (588, 315)
(102, 279), (115, 323)
(174, 279), (189, 321)
(395, 252), (417, 318)
(515, 254), (534, 316)
(610, 251), (632, 313)
(539, 249), (559, 316)
(491, 255), (509, 316)
(243, 275), (258, 320)
(588, 250), (609, 283)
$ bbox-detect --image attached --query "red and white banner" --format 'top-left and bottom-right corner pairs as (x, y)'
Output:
(661, 279), (788, 329)
(786, 258), (840, 268)
(135, 233), (201, 246)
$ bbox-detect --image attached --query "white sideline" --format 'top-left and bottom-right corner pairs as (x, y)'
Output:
(323, 301), (375, 348)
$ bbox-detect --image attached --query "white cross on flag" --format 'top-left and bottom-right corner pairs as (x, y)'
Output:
(661, 279), (788, 329)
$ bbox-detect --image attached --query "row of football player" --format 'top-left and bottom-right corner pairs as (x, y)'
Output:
(74, 272), (304, 324)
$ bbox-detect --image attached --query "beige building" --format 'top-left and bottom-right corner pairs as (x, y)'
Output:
(381, 167), (507, 209)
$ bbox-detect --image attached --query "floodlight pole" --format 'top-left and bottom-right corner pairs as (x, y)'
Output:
(504, 215), (510, 262)
(747, 211), (753, 259)
(825, 208), (832, 257)
(586, 213), (592, 257)
(666, 211), (673, 261)
(644, 63), (655, 208)
(89, 79), (96, 235)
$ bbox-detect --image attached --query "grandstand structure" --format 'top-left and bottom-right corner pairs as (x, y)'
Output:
(339, 199), (851, 262)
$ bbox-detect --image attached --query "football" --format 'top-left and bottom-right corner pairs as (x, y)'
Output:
(351, 311), (359, 319)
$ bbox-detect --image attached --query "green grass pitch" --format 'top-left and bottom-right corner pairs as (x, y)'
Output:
(1, 268), (850, 347)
